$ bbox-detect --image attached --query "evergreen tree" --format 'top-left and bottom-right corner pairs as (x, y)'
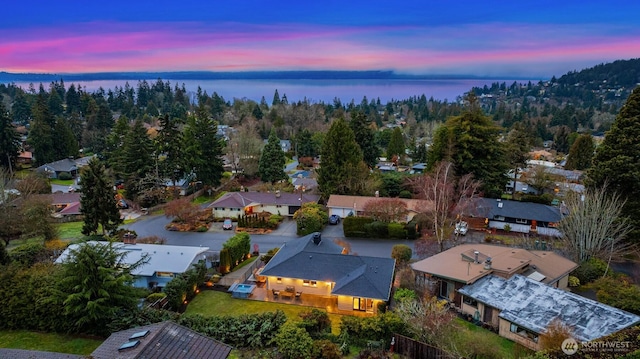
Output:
(317, 118), (367, 198)
(28, 92), (56, 166)
(272, 89), (281, 106)
(505, 125), (532, 196)
(53, 118), (79, 160)
(258, 128), (287, 183)
(565, 133), (595, 170)
(11, 89), (31, 125)
(47, 87), (64, 117)
(0, 103), (20, 171)
(55, 241), (147, 335)
(588, 86), (640, 240)
(122, 119), (154, 197)
(182, 105), (224, 187)
(156, 115), (185, 192)
(428, 101), (509, 198)
(105, 116), (129, 179)
(80, 158), (122, 236)
(295, 129), (316, 158)
(387, 127), (405, 159)
(65, 84), (81, 115)
(349, 110), (380, 168)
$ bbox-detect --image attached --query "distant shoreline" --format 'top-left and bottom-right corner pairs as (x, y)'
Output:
(0, 70), (542, 83)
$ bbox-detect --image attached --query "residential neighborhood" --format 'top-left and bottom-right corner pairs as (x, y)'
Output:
(2, 57), (640, 358)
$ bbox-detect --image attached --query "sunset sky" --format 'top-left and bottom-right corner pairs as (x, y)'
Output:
(2, 1), (639, 78)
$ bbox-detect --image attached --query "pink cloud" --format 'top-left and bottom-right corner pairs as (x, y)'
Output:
(1, 21), (639, 76)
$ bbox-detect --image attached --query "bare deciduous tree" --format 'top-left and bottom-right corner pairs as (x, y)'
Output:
(394, 296), (456, 345)
(409, 161), (480, 252)
(558, 186), (633, 263)
(362, 198), (408, 223)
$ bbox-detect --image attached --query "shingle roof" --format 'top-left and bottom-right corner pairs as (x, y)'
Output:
(458, 275), (640, 341)
(410, 243), (577, 285)
(208, 191), (320, 209)
(37, 158), (78, 173)
(261, 233), (395, 300)
(0, 349), (84, 359)
(326, 194), (431, 213)
(469, 198), (562, 223)
(91, 321), (232, 359)
(55, 242), (209, 277)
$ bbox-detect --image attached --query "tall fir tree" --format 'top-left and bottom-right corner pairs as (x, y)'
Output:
(588, 86), (640, 240)
(349, 110), (380, 168)
(317, 118), (367, 198)
(80, 158), (122, 236)
(386, 127), (405, 159)
(565, 133), (595, 170)
(11, 89), (31, 125)
(258, 128), (287, 183)
(182, 104), (224, 187)
(53, 118), (79, 160)
(28, 91), (56, 166)
(0, 103), (21, 171)
(156, 115), (185, 194)
(428, 100), (509, 198)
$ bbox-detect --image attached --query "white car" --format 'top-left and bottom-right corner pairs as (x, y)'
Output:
(454, 221), (468, 236)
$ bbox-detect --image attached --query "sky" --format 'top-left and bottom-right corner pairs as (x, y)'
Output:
(2, 1), (640, 78)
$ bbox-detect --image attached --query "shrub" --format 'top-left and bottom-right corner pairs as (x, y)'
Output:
(388, 223), (407, 239)
(391, 244), (412, 264)
(219, 248), (231, 274)
(57, 171), (73, 180)
(313, 339), (342, 359)
(146, 292), (167, 303)
(364, 221), (388, 237)
(393, 288), (417, 303)
(9, 242), (47, 267)
(260, 247), (279, 264)
(222, 232), (251, 268)
(343, 217), (374, 237)
(274, 323), (315, 359)
(293, 203), (328, 235)
(568, 276), (580, 287)
(503, 224), (511, 232)
(298, 309), (331, 338)
(572, 257), (608, 284)
(399, 190), (412, 198)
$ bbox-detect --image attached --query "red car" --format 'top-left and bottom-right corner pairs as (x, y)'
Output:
(222, 219), (233, 230)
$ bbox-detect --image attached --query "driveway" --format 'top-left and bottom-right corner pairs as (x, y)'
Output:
(121, 214), (418, 259)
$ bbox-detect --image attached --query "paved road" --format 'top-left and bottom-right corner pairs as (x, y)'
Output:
(121, 214), (417, 259)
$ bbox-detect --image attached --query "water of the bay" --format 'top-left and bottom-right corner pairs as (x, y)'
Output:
(8, 78), (529, 104)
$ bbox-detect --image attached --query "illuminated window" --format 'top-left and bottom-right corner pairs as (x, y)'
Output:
(277, 277), (282, 283)
(303, 280), (317, 287)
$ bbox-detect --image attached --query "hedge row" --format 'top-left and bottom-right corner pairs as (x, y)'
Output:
(343, 216), (417, 239)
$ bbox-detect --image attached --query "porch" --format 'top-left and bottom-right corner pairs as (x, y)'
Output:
(244, 282), (373, 317)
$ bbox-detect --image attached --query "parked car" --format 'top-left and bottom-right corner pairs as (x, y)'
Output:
(454, 221), (468, 236)
(117, 199), (129, 209)
(328, 214), (341, 225)
(222, 218), (233, 230)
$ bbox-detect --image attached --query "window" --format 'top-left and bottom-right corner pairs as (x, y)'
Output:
(303, 280), (317, 287)
(463, 296), (477, 307)
(515, 218), (528, 224)
(277, 277), (282, 283)
(494, 215), (505, 221)
(510, 323), (539, 343)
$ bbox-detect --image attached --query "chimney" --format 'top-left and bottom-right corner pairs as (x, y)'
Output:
(312, 233), (322, 245)
(122, 231), (137, 245)
(375, 190), (379, 197)
(275, 190), (281, 198)
(484, 257), (492, 270)
(474, 251), (479, 264)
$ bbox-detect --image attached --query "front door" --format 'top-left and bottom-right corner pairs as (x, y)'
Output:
(484, 306), (493, 323)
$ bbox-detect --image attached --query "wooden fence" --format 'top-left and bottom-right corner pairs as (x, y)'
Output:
(393, 334), (459, 359)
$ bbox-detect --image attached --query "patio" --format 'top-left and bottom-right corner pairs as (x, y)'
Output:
(245, 282), (373, 317)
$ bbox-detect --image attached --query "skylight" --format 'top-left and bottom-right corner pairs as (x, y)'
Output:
(118, 340), (140, 351)
(129, 330), (150, 340)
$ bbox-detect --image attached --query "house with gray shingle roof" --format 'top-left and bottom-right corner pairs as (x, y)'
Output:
(91, 321), (232, 359)
(208, 191), (320, 218)
(466, 198), (563, 236)
(458, 275), (640, 351)
(260, 232), (395, 314)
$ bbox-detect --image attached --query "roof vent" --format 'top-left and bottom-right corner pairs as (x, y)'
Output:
(312, 233), (322, 245)
(275, 190), (281, 198)
(474, 251), (480, 264)
(484, 257), (492, 270)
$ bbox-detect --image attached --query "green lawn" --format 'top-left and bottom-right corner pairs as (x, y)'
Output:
(50, 179), (74, 186)
(57, 221), (85, 240)
(185, 290), (345, 334)
(0, 330), (103, 355)
(453, 318), (531, 358)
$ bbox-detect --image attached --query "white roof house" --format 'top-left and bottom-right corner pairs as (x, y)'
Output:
(55, 241), (209, 288)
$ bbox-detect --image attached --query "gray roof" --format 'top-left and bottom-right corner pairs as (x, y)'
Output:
(37, 158), (78, 173)
(458, 275), (640, 341)
(208, 191), (320, 209)
(470, 198), (562, 223)
(55, 242), (209, 277)
(0, 349), (84, 359)
(261, 233), (395, 300)
(91, 321), (232, 359)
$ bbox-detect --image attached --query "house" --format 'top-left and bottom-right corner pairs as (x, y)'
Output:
(458, 275), (640, 351)
(260, 232), (395, 314)
(466, 198), (563, 236)
(208, 191), (320, 218)
(411, 163), (427, 174)
(292, 177), (318, 192)
(91, 321), (232, 359)
(411, 243), (578, 308)
(16, 151), (33, 166)
(49, 192), (81, 217)
(326, 194), (430, 222)
(55, 242), (209, 290)
(36, 156), (95, 179)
